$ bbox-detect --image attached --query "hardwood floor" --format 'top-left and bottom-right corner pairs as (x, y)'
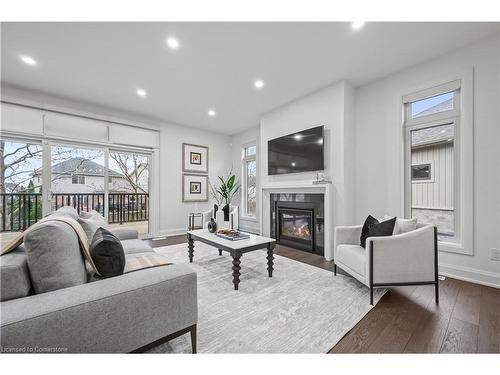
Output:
(149, 235), (500, 353)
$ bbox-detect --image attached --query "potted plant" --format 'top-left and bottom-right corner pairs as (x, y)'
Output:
(209, 169), (240, 221)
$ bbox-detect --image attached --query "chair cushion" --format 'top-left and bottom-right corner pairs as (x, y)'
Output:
(24, 220), (87, 294)
(336, 244), (366, 277)
(121, 239), (154, 255)
(90, 227), (125, 278)
(108, 228), (139, 241)
(0, 245), (32, 301)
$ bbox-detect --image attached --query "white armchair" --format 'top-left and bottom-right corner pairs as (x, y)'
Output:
(334, 223), (438, 305)
(202, 205), (239, 230)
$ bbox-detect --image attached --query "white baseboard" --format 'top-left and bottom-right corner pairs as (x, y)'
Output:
(439, 262), (500, 289)
(158, 228), (187, 237)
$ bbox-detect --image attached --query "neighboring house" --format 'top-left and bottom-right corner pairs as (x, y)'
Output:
(32, 157), (135, 193)
(411, 100), (455, 235)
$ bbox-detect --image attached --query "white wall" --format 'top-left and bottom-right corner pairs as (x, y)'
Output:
(354, 33), (500, 287)
(230, 126), (260, 233)
(259, 80), (356, 229)
(159, 123), (232, 236)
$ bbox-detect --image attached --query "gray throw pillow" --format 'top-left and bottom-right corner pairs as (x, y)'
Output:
(24, 221), (87, 294)
(78, 216), (101, 243)
(54, 206), (79, 220)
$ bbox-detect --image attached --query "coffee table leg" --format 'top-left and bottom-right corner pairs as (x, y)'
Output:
(218, 249), (222, 256)
(232, 252), (241, 290)
(267, 243), (275, 277)
(187, 234), (194, 263)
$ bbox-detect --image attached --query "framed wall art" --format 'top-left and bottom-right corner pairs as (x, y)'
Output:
(183, 143), (208, 173)
(182, 174), (208, 202)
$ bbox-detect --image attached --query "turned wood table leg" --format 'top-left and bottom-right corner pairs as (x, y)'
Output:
(267, 243), (275, 277)
(232, 252), (241, 290)
(187, 234), (194, 263)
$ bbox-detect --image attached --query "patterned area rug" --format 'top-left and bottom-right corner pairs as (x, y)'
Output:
(149, 242), (386, 353)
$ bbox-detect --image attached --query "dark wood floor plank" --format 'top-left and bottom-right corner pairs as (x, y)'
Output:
(440, 317), (478, 353)
(147, 235), (498, 353)
(451, 281), (482, 325)
(478, 286), (500, 353)
(403, 280), (459, 353)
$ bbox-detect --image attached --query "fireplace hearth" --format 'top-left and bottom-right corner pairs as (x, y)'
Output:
(270, 193), (324, 256)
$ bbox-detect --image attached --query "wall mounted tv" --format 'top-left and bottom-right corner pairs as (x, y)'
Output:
(268, 125), (324, 175)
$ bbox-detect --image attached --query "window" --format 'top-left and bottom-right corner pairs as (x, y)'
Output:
(71, 175), (85, 184)
(411, 164), (431, 181)
(404, 81), (461, 245)
(242, 143), (257, 218)
(410, 91), (455, 119)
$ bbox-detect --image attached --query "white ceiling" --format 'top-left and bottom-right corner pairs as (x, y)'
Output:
(1, 22), (498, 135)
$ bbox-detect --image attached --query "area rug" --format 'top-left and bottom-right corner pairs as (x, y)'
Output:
(149, 242), (386, 353)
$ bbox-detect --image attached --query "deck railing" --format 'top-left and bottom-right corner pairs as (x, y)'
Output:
(0, 192), (149, 232)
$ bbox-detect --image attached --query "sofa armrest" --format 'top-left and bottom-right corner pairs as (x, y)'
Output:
(366, 225), (437, 285)
(1, 264), (197, 353)
(108, 227), (139, 240)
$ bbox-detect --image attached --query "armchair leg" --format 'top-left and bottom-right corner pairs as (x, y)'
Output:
(435, 282), (439, 304)
(369, 287), (374, 305)
(190, 324), (197, 354)
(334, 263), (337, 276)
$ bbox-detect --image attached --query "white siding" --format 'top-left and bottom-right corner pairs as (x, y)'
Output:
(411, 143), (454, 209)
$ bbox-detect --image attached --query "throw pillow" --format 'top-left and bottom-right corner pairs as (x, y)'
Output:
(382, 215), (418, 234)
(90, 227), (125, 278)
(78, 216), (100, 243)
(363, 217), (397, 248)
(360, 215), (379, 248)
(80, 210), (107, 227)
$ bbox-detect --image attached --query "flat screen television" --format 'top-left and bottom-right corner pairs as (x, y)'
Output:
(268, 125), (324, 175)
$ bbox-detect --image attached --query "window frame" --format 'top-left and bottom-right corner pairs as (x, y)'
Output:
(411, 162), (433, 183)
(241, 142), (257, 220)
(403, 75), (473, 256)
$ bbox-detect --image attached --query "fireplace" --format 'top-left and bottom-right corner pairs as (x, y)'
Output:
(278, 208), (314, 251)
(270, 193), (324, 255)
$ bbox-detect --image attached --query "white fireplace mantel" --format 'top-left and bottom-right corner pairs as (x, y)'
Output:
(260, 182), (334, 261)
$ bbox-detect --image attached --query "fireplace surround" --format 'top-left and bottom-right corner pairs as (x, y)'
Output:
(270, 193), (324, 255)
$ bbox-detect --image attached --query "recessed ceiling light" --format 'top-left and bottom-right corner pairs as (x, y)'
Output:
(293, 134), (303, 140)
(136, 88), (147, 97)
(351, 21), (365, 30)
(254, 79), (265, 89)
(166, 37), (180, 50)
(440, 129), (446, 134)
(208, 109), (216, 117)
(20, 55), (37, 66)
(291, 162), (296, 167)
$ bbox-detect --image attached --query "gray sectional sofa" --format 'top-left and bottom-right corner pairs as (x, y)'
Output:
(0, 207), (197, 353)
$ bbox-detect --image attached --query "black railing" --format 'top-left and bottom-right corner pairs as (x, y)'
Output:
(0, 192), (149, 232)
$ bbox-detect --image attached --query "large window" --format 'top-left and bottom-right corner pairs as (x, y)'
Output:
(242, 143), (257, 218)
(404, 80), (461, 245)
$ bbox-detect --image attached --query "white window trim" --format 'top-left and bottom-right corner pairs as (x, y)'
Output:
(402, 70), (474, 256)
(241, 141), (258, 221)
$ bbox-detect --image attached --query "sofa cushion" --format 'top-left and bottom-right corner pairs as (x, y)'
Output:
(121, 239), (154, 255)
(78, 216), (101, 243)
(24, 220), (87, 294)
(80, 210), (107, 227)
(108, 228), (139, 241)
(0, 245), (32, 301)
(90, 228), (125, 278)
(336, 244), (366, 277)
